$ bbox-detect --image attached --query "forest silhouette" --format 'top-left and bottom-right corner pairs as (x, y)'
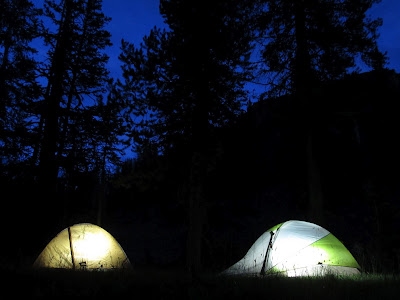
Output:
(1, 0), (399, 275)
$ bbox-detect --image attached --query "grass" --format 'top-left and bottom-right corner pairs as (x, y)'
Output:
(4, 267), (400, 298)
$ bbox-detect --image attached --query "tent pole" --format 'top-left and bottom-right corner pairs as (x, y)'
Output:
(260, 231), (275, 276)
(68, 227), (76, 270)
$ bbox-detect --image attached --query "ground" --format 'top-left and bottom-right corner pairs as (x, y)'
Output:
(4, 267), (400, 298)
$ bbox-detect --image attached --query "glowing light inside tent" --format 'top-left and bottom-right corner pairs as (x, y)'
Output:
(72, 231), (112, 262)
(294, 245), (329, 266)
(271, 234), (322, 266)
(272, 241), (329, 276)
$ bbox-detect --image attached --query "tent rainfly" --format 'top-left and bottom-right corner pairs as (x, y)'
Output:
(33, 223), (131, 270)
(223, 220), (360, 277)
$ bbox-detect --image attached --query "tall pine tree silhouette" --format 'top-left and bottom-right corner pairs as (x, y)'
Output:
(37, 0), (112, 227)
(0, 0), (41, 171)
(255, 0), (386, 224)
(256, 0), (386, 97)
(118, 0), (256, 274)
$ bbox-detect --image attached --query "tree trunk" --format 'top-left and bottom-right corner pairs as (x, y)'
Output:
(185, 83), (209, 276)
(306, 127), (324, 225)
(186, 151), (206, 276)
(0, 27), (12, 118)
(294, 0), (324, 224)
(96, 151), (108, 226)
(294, 0), (309, 96)
(56, 71), (77, 162)
(39, 0), (73, 227)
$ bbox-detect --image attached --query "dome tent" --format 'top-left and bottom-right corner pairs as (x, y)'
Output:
(223, 220), (360, 277)
(33, 223), (131, 270)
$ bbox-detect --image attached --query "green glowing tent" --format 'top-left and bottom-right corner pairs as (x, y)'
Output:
(223, 220), (360, 277)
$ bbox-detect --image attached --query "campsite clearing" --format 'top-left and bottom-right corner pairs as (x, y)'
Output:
(4, 268), (400, 298)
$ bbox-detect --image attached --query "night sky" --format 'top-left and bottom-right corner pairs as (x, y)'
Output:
(100, 0), (400, 79)
(101, 0), (166, 79)
(31, 0), (400, 160)
(31, 0), (400, 81)
(32, 0), (400, 97)
(99, 0), (400, 159)
(367, 0), (400, 72)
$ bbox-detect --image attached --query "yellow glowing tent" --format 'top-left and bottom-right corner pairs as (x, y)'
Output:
(33, 223), (131, 270)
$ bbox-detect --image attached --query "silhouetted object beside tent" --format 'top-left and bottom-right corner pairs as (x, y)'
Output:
(223, 220), (360, 277)
(33, 223), (131, 270)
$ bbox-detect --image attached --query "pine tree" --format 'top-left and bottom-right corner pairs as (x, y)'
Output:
(0, 0), (41, 172)
(255, 0), (387, 224)
(36, 0), (113, 226)
(118, 0), (256, 274)
(256, 0), (387, 97)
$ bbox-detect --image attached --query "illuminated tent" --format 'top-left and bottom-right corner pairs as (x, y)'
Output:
(33, 223), (131, 270)
(223, 220), (360, 277)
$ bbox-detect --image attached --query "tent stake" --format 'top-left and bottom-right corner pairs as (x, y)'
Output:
(68, 227), (76, 270)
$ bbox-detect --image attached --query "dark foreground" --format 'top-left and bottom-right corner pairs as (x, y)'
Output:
(4, 268), (400, 299)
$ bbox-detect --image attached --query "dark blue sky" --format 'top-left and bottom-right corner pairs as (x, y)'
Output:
(33, 0), (399, 80)
(367, 0), (400, 71)
(99, 0), (399, 160)
(102, 0), (400, 80)
(102, 0), (166, 79)
(31, 0), (399, 160)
